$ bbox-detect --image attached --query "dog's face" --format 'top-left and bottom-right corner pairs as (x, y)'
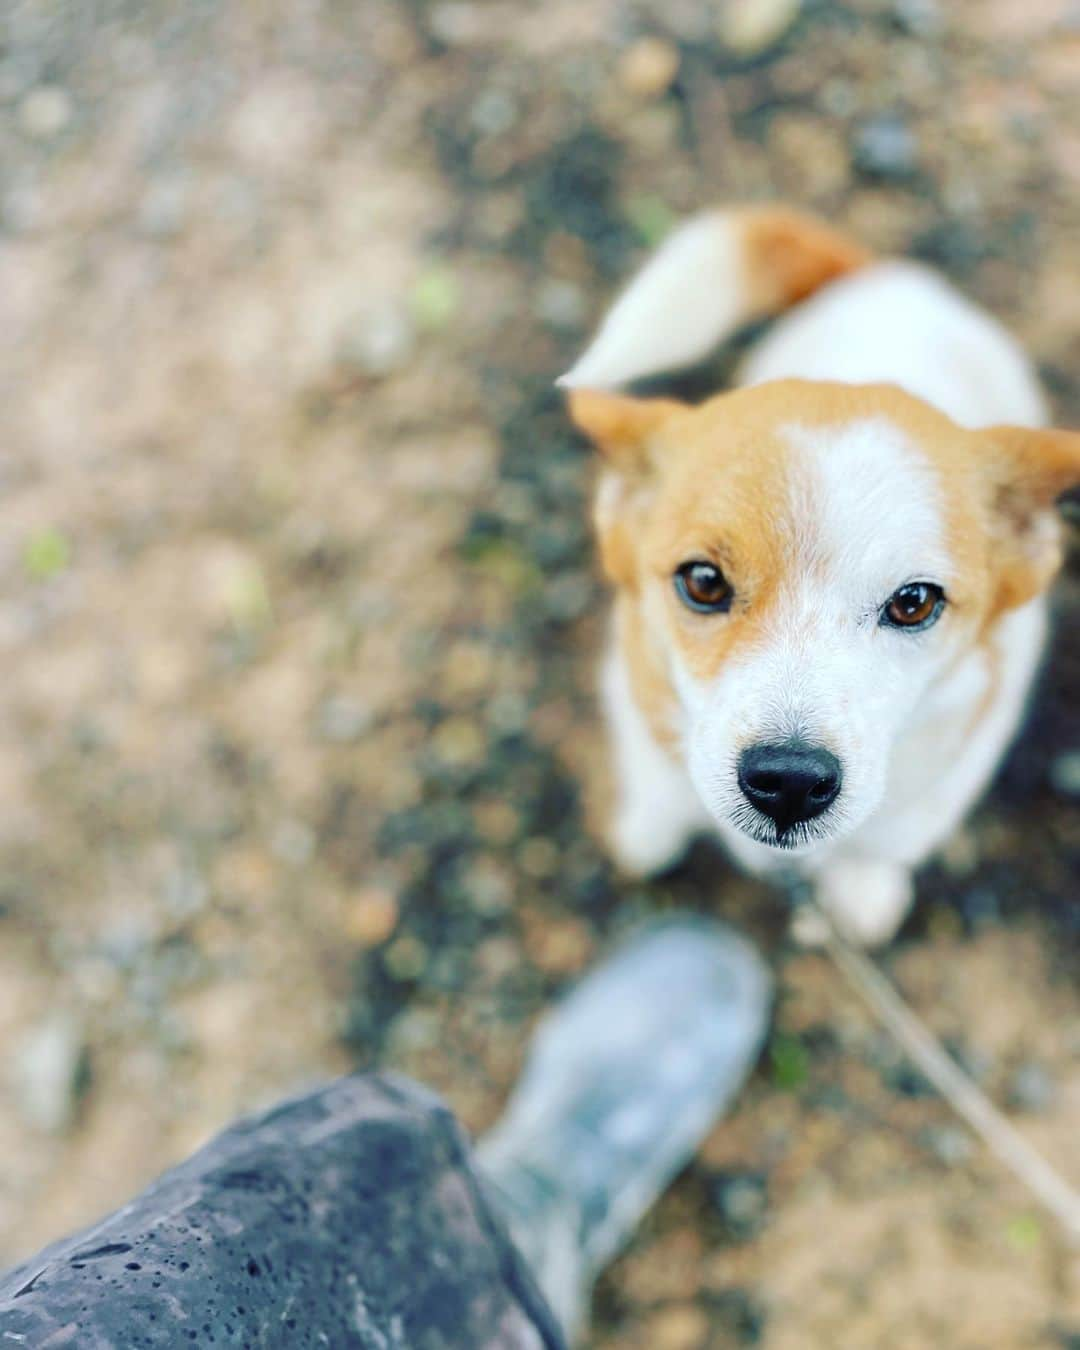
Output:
(572, 380), (1079, 855)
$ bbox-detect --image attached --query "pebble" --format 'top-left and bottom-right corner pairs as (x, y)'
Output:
(921, 1123), (974, 1166)
(136, 175), (191, 239)
(461, 855), (513, 915)
(544, 571), (594, 622)
(712, 1171), (769, 1238)
(337, 304), (416, 378)
(271, 818), (317, 866)
(892, 0), (943, 37)
(534, 278), (588, 331)
(317, 694), (375, 744)
(18, 84), (73, 140)
(854, 114), (919, 178)
(383, 933), (429, 981)
(471, 87), (517, 136)
(518, 836), (560, 880)
(718, 0), (801, 56)
(432, 716), (487, 768)
(426, 2), (484, 46)
(617, 37), (680, 100)
(386, 1007), (442, 1056)
(14, 1016), (89, 1133)
(1049, 750), (1080, 799)
(1008, 1060), (1056, 1114)
(645, 1303), (710, 1350)
(345, 887), (400, 948)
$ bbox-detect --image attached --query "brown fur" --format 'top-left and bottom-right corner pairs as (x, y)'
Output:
(571, 379), (1080, 740)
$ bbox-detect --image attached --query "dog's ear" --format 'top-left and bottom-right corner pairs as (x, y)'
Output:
(567, 390), (684, 588)
(984, 424), (1080, 611)
(566, 389), (685, 473)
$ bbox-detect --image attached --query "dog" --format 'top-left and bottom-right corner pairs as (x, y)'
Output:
(559, 206), (1079, 945)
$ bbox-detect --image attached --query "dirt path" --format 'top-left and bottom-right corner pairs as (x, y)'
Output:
(0, 2), (1077, 1345)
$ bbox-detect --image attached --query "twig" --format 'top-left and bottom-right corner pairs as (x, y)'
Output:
(812, 900), (1080, 1246)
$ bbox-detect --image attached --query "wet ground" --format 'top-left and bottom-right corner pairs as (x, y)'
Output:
(0, 1), (1078, 1345)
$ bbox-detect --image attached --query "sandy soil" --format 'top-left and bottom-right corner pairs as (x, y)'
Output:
(0, 1), (1077, 1345)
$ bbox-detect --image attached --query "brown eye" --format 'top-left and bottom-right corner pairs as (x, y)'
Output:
(675, 561), (733, 614)
(881, 582), (945, 631)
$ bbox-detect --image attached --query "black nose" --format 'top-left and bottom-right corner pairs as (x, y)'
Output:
(737, 742), (842, 837)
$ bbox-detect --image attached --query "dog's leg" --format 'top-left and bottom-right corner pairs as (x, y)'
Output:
(792, 858), (915, 948)
(603, 648), (704, 876)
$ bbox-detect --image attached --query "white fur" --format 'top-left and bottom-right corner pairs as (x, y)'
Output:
(559, 213), (744, 391)
(680, 418), (953, 859)
(602, 628), (709, 876)
(586, 226), (1050, 944)
(741, 260), (1048, 430)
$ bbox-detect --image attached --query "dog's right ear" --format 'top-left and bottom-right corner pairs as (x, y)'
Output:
(566, 389), (685, 474)
(566, 390), (684, 588)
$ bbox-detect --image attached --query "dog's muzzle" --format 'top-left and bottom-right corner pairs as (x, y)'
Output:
(736, 741), (842, 844)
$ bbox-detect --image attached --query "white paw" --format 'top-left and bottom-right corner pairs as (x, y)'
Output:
(790, 904), (831, 948)
(809, 859), (915, 948)
(609, 808), (692, 878)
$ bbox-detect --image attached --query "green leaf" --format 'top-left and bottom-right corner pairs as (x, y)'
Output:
(624, 195), (676, 247)
(224, 560), (272, 630)
(410, 264), (460, 332)
(770, 1033), (809, 1091)
(1004, 1213), (1041, 1253)
(23, 528), (71, 581)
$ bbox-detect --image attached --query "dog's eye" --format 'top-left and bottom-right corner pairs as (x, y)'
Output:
(881, 582), (945, 631)
(675, 561), (733, 614)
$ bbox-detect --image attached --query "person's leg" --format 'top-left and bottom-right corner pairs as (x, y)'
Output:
(0, 918), (770, 1348)
(0, 1072), (564, 1350)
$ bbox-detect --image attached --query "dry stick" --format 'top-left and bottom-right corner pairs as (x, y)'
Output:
(813, 901), (1080, 1246)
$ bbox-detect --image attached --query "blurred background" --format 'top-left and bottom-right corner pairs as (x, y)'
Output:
(0, 1), (1078, 1345)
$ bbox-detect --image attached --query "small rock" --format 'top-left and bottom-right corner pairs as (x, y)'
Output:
(486, 691), (529, 734)
(617, 37), (680, 100)
(645, 1303), (710, 1350)
(1008, 1061), (1057, 1113)
(534, 279), (588, 331)
(18, 84), (72, 140)
(270, 818), (316, 866)
(163, 865), (208, 920)
(518, 836), (560, 880)
(525, 914), (591, 976)
(854, 114), (919, 178)
(711, 1171), (769, 1238)
(921, 1123), (974, 1166)
(544, 570), (594, 622)
(718, 0), (801, 56)
(344, 887), (400, 948)
(956, 884), (1001, 930)
(461, 855), (513, 916)
(1049, 750), (1080, 799)
(426, 2), (484, 46)
(383, 933), (428, 981)
(337, 303), (416, 378)
(431, 716), (486, 768)
(386, 1007), (441, 1055)
(471, 87), (517, 136)
(317, 695), (374, 744)
(892, 0), (942, 37)
(136, 176), (191, 239)
(14, 1016), (89, 1133)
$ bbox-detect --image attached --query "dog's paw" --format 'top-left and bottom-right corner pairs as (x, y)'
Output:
(609, 808), (691, 878)
(801, 859), (914, 948)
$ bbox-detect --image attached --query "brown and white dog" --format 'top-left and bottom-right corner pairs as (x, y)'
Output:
(560, 207), (1079, 945)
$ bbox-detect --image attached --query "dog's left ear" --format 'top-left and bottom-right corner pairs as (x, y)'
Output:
(566, 389), (685, 474)
(984, 423), (1080, 609)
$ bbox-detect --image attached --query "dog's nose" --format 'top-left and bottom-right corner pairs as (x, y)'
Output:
(737, 742), (842, 836)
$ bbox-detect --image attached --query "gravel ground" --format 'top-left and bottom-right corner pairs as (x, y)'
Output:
(0, 1), (1078, 1345)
